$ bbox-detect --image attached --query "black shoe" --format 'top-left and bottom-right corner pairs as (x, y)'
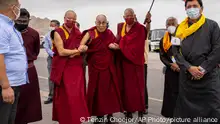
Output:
(143, 109), (148, 114)
(44, 98), (53, 104)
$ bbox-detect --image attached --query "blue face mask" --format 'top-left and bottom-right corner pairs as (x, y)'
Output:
(186, 8), (201, 19)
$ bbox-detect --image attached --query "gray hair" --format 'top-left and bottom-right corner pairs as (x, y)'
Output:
(166, 17), (178, 26)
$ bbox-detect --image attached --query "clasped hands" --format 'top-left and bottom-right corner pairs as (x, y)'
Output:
(78, 45), (88, 53)
(108, 43), (120, 50)
(188, 66), (205, 80)
(170, 63), (180, 72)
(69, 45), (88, 58)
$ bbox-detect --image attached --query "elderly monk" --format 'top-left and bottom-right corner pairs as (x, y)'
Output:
(115, 8), (148, 123)
(78, 14), (123, 124)
(50, 10), (89, 124)
(14, 8), (42, 124)
(172, 0), (220, 122)
(159, 17), (179, 118)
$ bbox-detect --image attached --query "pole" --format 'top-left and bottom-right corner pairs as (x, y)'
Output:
(144, 0), (155, 24)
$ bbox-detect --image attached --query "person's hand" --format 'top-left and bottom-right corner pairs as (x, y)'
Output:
(192, 66), (206, 80)
(69, 52), (80, 58)
(108, 43), (115, 49)
(170, 63), (180, 72)
(113, 43), (120, 49)
(2, 86), (14, 104)
(145, 12), (151, 23)
(188, 66), (204, 79)
(109, 43), (120, 50)
(78, 45), (88, 52)
(69, 49), (80, 58)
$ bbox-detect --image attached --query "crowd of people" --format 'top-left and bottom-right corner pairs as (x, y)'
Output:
(0, 0), (220, 124)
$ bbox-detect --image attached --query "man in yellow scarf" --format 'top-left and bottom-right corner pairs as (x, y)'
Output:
(159, 17), (180, 118)
(172, 0), (220, 122)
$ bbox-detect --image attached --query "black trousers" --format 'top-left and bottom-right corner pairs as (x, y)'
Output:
(0, 86), (20, 124)
(144, 64), (148, 109)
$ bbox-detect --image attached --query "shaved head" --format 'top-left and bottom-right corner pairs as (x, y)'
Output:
(96, 14), (107, 22)
(64, 10), (76, 18)
(63, 10), (77, 29)
(124, 8), (135, 15)
(123, 8), (136, 25)
(95, 14), (108, 32)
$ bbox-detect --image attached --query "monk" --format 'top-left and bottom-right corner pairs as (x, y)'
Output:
(50, 10), (89, 124)
(14, 8), (42, 124)
(78, 14), (123, 124)
(115, 8), (148, 123)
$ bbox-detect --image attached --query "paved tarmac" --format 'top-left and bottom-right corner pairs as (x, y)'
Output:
(30, 49), (169, 124)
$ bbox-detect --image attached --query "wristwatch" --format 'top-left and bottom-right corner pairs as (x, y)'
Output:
(199, 66), (206, 73)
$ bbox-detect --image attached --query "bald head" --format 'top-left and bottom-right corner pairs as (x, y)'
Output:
(64, 10), (76, 18)
(63, 10), (77, 29)
(96, 14), (107, 22)
(95, 14), (108, 32)
(123, 8), (136, 25)
(124, 8), (135, 15)
(64, 10), (76, 22)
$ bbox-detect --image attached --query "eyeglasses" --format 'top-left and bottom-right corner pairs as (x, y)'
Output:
(124, 15), (135, 18)
(65, 17), (76, 21)
(96, 21), (108, 26)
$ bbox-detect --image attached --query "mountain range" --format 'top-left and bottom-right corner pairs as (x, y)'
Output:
(29, 16), (51, 36)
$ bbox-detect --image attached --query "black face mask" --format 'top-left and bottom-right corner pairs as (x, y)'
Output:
(14, 24), (28, 32)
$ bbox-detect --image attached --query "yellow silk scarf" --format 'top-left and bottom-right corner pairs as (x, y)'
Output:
(94, 29), (99, 38)
(175, 14), (206, 40)
(163, 31), (171, 53)
(60, 26), (70, 39)
(121, 22), (126, 37)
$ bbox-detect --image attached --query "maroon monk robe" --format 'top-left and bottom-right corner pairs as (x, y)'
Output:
(84, 27), (123, 116)
(50, 25), (90, 124)
(15, 27), (42, 124)
(117, 22), (147, 113)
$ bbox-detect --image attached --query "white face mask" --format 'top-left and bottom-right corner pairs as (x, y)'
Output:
(167, 26), (176, 34)
(49, 27), (55, 31)
(12, 5), (20, 20)
(186, 8), (201, 19)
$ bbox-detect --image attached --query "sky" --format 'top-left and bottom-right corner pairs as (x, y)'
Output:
(20, 0), (220, 34)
